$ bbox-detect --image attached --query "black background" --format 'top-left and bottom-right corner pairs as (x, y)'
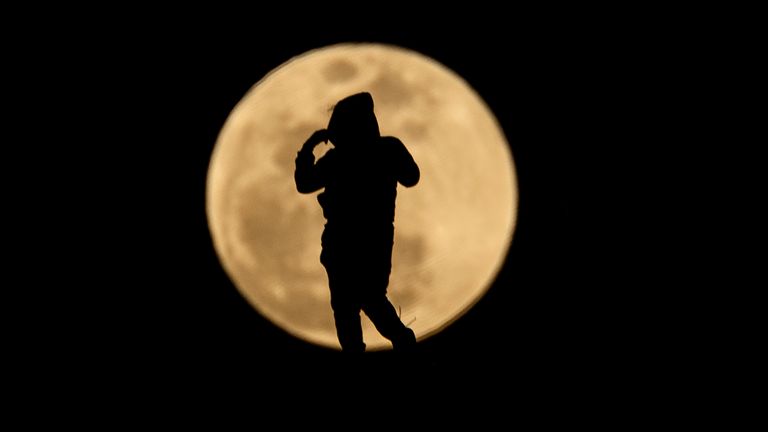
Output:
(120, 25), (628, 377)
(4, 7), (752, 421)
(18, 12), (708, 397)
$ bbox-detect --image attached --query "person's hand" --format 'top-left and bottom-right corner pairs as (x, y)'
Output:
(302, 129), (329, 151)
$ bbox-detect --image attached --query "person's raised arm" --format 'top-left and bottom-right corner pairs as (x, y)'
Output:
(295, 129), (330, 193)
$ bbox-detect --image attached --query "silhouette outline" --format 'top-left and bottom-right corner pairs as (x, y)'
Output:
(295, 92), (420, 353)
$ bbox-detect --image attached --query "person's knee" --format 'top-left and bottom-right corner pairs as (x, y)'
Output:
(330, 291), (359, 312)
(361, 294), (393, 313)
(333, 306), (360, 323)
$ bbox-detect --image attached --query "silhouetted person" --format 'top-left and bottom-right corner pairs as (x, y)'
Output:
(295, 92), (420, 353)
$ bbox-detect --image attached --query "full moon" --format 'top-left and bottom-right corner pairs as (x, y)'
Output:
(207, 43), (517, 350)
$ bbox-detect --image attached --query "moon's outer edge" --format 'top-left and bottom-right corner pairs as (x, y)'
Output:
(206, 42), (519, 350)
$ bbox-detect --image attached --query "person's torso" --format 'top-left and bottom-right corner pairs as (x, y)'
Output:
(318, 141), (399, 224)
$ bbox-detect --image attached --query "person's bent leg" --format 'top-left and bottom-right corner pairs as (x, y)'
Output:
(362, 295), (416, 351)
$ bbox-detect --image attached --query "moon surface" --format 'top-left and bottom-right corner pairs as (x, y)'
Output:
(207, 43), (517, 350)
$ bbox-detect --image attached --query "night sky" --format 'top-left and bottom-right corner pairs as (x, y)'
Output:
(28, 14), (699, 398)
(124, 26), (618, 379)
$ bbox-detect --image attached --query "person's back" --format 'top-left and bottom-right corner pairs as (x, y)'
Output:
(316, 136), (418, 226)
(294, 92), (420, 352)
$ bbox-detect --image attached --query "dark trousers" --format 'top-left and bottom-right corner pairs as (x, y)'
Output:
(320, 223), (415, 352)
(324, 268), (414, 352)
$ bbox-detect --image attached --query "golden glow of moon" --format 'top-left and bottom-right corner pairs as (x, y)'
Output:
(207, 43), (517, 350)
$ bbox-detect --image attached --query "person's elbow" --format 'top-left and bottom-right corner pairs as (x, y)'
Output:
(399, 167), (420, 188)
(295, 173), (317, 194)
(296, 183), (314, 194)
(295, 179), (319, 194)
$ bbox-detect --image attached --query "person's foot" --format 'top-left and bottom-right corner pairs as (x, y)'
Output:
(392, 328), (417, 352)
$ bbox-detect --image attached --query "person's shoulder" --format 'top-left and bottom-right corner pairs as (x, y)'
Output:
(380, 136), (403, 146)
(379, 136), (406, 152)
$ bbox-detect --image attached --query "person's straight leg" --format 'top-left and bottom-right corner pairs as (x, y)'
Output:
(326, 268), (366, 352)
(332, 307), (365, 353)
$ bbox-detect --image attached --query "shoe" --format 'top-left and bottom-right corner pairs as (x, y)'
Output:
(392, 328), (417, 352)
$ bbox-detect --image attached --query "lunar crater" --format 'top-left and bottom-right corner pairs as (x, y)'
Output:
(400, 119), (429, 141)
(322, 59), (359, 83)
(369, 69), (415, 107)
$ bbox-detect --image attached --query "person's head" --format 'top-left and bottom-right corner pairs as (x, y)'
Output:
(327, 92), (380, 148)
